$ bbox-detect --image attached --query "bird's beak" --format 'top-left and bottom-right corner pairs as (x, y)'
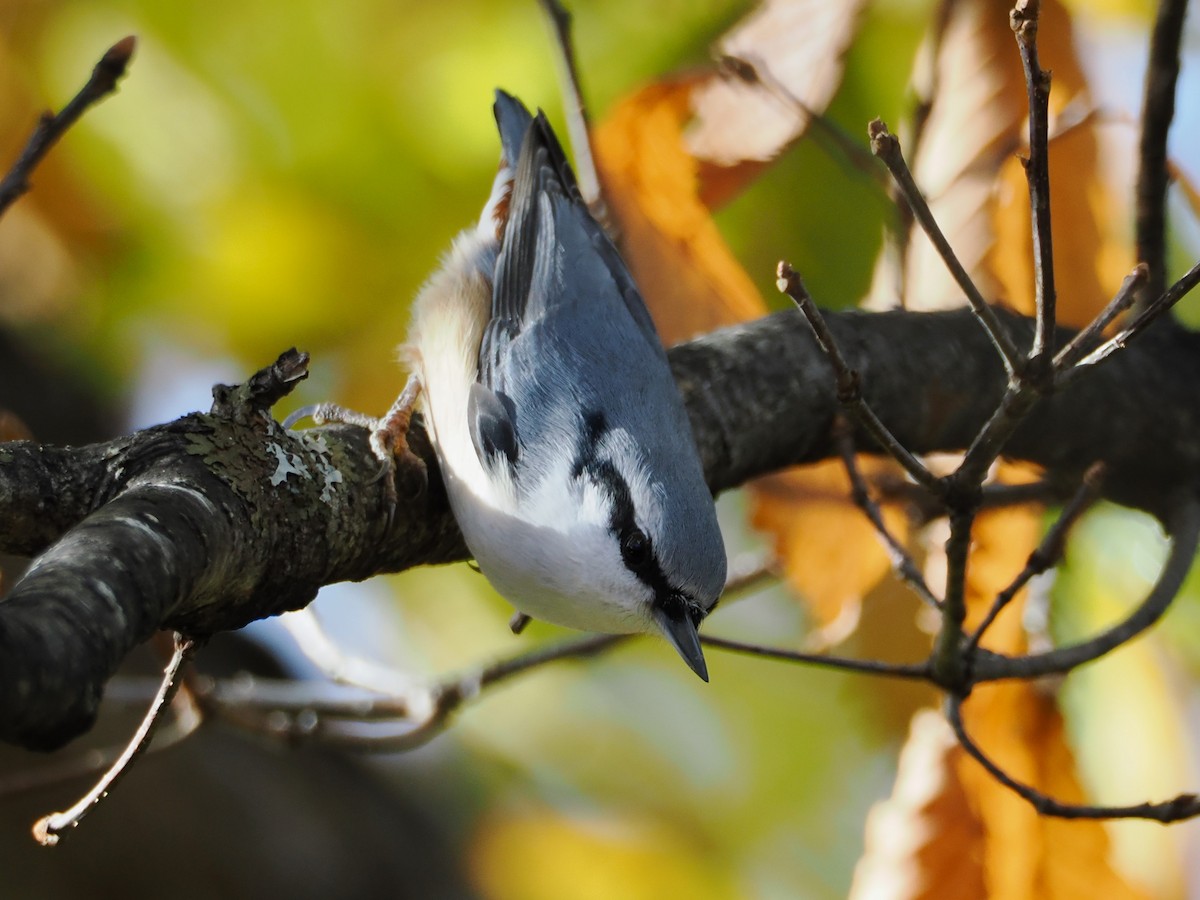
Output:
(655, 598), (709, 682)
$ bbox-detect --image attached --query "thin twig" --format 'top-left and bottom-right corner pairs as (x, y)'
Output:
(0, 36), (135, 218)
(831, 416), (941, 609)
(32, 633), (196, 846)
(948, 696), (1200, 821)
(1135, 0), (1190, 308)
(700, 635), (932, 681)
(0, 684), (201, 800)
(777, 261), (942, 494)
(1053, 264), (1147, 372)
(537, 0), (604, 219)
(1011, 0), (1057, 362)
(966, 463), (1104, 653)
(972, 498), (1200, 682)
(189, 559), (779, 752)
(1072, 258), (1200, 370)
(867, 119), (1023, 375)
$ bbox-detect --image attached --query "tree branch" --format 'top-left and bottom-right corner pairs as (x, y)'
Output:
(0, 36), (135, 217)
(5, 302), (1200, 749)
(1135, 0), (1190, 306)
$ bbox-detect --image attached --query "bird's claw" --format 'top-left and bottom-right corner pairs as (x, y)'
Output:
(283, 375), (426, 529)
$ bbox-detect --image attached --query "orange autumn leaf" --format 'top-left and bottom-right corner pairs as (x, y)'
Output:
(749, 460), (908, 643)
(989, 1), (1130, 325)
(853, 705), (1147, 900)
(593, 79), (766, 343)
(853, 465), (1145, 898)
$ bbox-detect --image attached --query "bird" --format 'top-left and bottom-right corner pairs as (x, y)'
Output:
(387, 91), (727, 680)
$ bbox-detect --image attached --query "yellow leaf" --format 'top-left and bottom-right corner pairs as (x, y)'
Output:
(469, 808), (737, 900)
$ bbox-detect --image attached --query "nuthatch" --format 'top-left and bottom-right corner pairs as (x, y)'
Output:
(386, 92), (727, 679)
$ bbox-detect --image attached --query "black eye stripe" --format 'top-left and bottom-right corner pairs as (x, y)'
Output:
(572, 411), (691, 616)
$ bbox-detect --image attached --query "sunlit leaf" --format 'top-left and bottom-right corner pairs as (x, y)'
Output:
(853, 702), (1147, 899)
(685, 0), (866, 208)
(749, 461), (908, 644)
(593, 80), (766, 343)
(864, 0), (1025, 312)
(469, 807), (738, 900)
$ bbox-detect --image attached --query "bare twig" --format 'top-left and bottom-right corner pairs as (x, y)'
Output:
(777, 261), (942, 493)
(0, 682), (201, 799)
(948, 696), (1200, 821)
(1073, 258), (1200, 369)
(867, 119), (1023, 375)
(717, 53), (886, 187)
(191, 559), (779, 752)
(538, 0), (604, 218)
(200, 634), (624, 752)
(967, 463), (1104, 653)
(972, 498), (1200, 682)
(1135, 0), (1190, 307)
(700, 634), (932, 681)
(32, 633), (196, 846)
(0, 36), (135, 218)
(831, 417), (940, 609)
(1053, 264), (1147, 372)
(1011, 0), (1057, 362)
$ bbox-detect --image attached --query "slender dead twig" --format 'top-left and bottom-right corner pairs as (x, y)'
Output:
(1054, 264), (1147, 372)
(1135, 0), (1190, 307)
(831, 416), (940, 609)
(0, 683), (201, 800)
(966, 464), (1104, 653)
(199, 633), (625, 752)
(700, 635), (932, 681)
(538, 0), (604, 219)
(1011, 0), (1058, 363)
(1073, 258), (1200, 369)
(972, 498), (1200, 682)
(867, 119), (1024, 375)
(777, 261), (942, 494)
(0, 36), (135, 218)
(32, 633), (196, 846)
(948, 696), (1200, 821)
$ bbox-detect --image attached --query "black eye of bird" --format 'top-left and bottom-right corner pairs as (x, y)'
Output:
(621, 528), (651, 570)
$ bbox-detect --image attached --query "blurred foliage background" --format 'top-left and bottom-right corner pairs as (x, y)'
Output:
(1, 0), (1199, 898)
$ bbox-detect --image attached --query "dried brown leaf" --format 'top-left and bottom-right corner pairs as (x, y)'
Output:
(685, 0), (866, 208)
(866, 0), (1026, 312)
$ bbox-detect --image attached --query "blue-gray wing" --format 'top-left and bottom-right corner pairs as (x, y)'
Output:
(472, 93), (667, 484)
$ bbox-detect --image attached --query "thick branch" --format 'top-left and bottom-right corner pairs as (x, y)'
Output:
(4, 307), (1200, 748)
